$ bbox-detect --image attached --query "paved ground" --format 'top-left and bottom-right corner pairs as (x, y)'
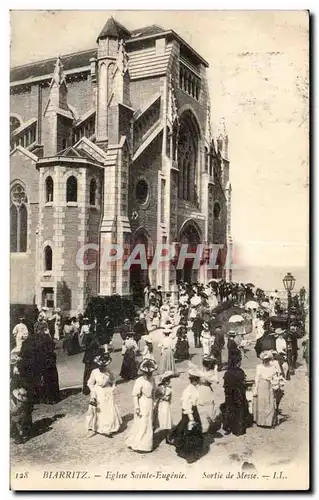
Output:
(11, 323), (309, 489)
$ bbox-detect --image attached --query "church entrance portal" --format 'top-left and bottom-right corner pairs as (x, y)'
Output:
(130, 232), (150, 306)
(176, 223), (201, 284)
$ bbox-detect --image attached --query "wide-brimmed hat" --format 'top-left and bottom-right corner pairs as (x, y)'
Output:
(188, 367), (201, 379)
(203, 321), (210, 329)
(124, 318), (131, 324)
(202, 355), (217, 368)
(260, 350), (274, 361)
(12, 388), (28, 402)
(83, 317), (89, 322)
(94, 352), (111, 367)
(18, 317), (25, 322)
(143, 335), (153, 344)
(158, 371), (174, 385)
(139, 359), (157, 374)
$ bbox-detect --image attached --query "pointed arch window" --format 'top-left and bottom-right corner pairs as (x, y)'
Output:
(10, 183), (28, 253)
(44, 245), (53, 271)
(213, 202), (221, 220)
(89, 178), (97, 206)
(66, 175), (77, 202)
(46, 176), (54, 203)
(177, 113), (199, 203)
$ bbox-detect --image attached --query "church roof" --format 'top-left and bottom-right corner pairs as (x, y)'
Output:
(10, 20), (208, 84)
(45, 145), (103, 164)
(130, 24), (166, 38)
(97, 17), (131, 41)
(10, 48), (96, 84)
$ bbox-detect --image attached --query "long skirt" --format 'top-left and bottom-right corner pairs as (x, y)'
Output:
(42, 365), (60, 404)
(126, 395), (154, 451)
(88, 386), (122, 435)
(174, 339), (189, 361)
(158, 348), (176, 375)
(253, 379), (276, 427)
(221, 396), (251, 436)
(167, 406), (204, 463)
(120, 350), (138, 380)
(155, 400), (172, 430)
(202, 338), (212, 356)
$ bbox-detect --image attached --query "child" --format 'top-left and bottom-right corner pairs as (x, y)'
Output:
(152, 308), (160, 329)
(142, 335), (156, 362)
(10, 387), (33, 444)
(155, 371), (173, 432)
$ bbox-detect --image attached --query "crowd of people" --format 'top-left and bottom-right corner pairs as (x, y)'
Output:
(10, 279), (308, 463)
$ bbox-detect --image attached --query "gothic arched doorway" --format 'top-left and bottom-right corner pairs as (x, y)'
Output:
(130, 230), (151, 306)
(176, 221), (201, 283)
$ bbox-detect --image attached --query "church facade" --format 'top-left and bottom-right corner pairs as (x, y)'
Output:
(10, 18), (232, 314)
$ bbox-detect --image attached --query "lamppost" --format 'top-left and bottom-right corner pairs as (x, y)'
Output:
(283, 272), (296, 376)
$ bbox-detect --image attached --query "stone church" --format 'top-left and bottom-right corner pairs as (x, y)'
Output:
(10, 17), (232, 313)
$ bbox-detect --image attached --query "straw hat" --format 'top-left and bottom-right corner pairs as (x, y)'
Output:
(275, 328), (285, 335)
(12, 388), (28, 402)
(259, 350), (274, 361)
(158, 371), (174, 385)
(139, 359), (158, 374)
(188, 367), (202, 378)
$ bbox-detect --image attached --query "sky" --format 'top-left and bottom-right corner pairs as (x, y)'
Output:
(9, 10), (309, 290)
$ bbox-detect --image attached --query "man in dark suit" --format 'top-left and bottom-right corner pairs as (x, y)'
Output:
(211, 326), (225, 371)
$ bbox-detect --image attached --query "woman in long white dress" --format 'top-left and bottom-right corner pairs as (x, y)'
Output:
(158, 329), (177, 375)
(87, 353), (122, 436)
(126, 359), (157, 452)
(253, 351), (283, 428)
(160, 301), (170, 328)
(197, 356), (218, 433)
(201, 322), (213, 356)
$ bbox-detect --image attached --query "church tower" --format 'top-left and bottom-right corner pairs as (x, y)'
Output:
(96, 18), (133, 296)
(42, 57), (74, 156)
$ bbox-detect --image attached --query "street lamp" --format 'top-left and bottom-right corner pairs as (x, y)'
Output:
(283, 272), (296, 376)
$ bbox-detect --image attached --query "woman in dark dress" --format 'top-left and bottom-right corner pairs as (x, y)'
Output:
(174, 325), (189, 361)
(167, 369), (204, 463)
(120, 333), (139, 380)
(221, 353), (252, 436)
(41, 334), (60, 404)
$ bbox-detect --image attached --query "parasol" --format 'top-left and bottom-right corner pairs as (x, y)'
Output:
(229, 314), (245, 323)
(245, 300), (259, 310)
(261, 301), (271, 310)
